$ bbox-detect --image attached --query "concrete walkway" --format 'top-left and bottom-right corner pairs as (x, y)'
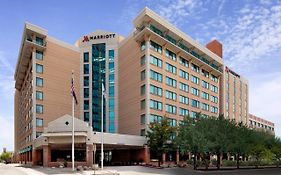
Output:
(7, 164), (119, 175)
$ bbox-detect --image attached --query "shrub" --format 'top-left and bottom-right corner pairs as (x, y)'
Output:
(222, 160), (236, 167)
(186, 159), (193, 165)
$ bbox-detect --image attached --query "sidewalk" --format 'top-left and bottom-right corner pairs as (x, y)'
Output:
(8, 164), (119, 175)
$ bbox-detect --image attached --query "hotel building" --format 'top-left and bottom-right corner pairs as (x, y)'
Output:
(219, 66), (249, 124)
(14, 22), (81, 164)
(75, 31), (124, 133)
(249, 114), (275, 134)
(14, 7), (272, 167)
(119, 7), (223, 136)
(14, 23), (146, 167)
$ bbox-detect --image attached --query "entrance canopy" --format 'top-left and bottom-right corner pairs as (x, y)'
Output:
(33, 114), (147, 149)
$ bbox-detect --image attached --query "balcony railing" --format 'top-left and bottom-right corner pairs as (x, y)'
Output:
(138, 24), (222, 73)
(26, 37), (47, 47)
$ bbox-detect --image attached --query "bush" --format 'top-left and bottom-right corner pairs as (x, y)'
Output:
(186, 159), (193, 165)
(222, 160), (236, 167)
(210, 159), (217, 166)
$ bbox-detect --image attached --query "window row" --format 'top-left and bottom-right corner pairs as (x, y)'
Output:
(147, 40), (219, 82)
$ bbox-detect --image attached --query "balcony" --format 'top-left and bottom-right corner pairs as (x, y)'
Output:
(26, 36), (46, 51)
(134, 24), (223, 74)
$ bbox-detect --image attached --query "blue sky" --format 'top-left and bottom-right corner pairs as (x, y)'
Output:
(1, 0), (281, 151)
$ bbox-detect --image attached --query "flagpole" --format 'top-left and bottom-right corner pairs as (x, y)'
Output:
(72, 71), (75, 171)
(101, 83), (104, 170)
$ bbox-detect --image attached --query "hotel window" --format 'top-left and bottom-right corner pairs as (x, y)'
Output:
(165, 104), (177, 114)
(166, 35), (177, 45)
(141, 41), (146, 51)
(84, 64), (89, 74)
(140, 129), (146, 136)
(150, 40), (162, 54)
(36, 118), (43, 127)
(201, 91), (209, 100)
(109, 86), (114, 96)
(201, 103), (209, 111)
(166, 63), (177, 74)
(211, 95), (218, 103)
(36, 132), (42, 138)
(150, 25), (164, 36)
(210, 85), (218, 93)
(150, 55), (162, 68)
(36, 77), (43, 87)
(140, 55), (146, 66)
(191, 63), (199, 73)
(140, 99), (145, 109)
(201, 69), (209, 78)
(166, 76), (177, 88)
(179, 57), (189, 67)
(36, 50), (43, 60)
(179, 69), (189, 80)
(109, 62), (114, 73)
(84, 112), (89, 122)
(150, 114), (162, 123)
(36, 64), (43, 73)
(141, 70), (146, 81)
(84, 100), (89, 110)
(165, 49), (176, 61)
(191, 87), (200, 96)
(140, 114), (146, 125)
(168, 118), (177, 127)
(84, 88), (89, 98)
(202, 80), (209, 89)
(35, 37), (44, 46)
(179, 82), (189, 92)
(109, 99), (114, 109)
(150, 99), (163, 111)
(84, 76), (89, 86)
(36, 91), (43, 100)
(191, 75), (199, 84)
(109, 74), (114, 85)
(211, 74), (218, 82)
(179, 108), (189, 116)
(191, 111), (197, 118)
(109, 50), (114, 61)
(191, 99), (200, 108)
(83, 52), (89, 62)
(141, 84), (146, 95)
(179, 95), (189, 104)
(36, 104), (43, 114)
(150, 70), (162, 82)
(150, 84), (162, 96)
(166, 90), (177, 101)
(211, 106), (218, 114)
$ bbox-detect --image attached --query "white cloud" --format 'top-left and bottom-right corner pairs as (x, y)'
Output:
(223, 3), (281, 71)
(156, 0), (204, 26)
(0, 114), (14, 152)
(0, 74), (14, 99)
(0, 51), (14, 73)
(249, 72), (281, 137)
(217, 0), (226, 16)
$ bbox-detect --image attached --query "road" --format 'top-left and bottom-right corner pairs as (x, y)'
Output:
(109, 166), (281, 175)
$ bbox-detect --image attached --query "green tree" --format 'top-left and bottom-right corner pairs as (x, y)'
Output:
(146, 116), (176, 167)
(271, 138), (281, 167)
(0, 152), (12, 163)
(177, 113), (211, 170)
(230, 122), (253, 169)
(206, 115), (234, 169)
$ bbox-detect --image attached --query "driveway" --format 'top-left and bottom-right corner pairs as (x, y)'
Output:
(105, 166), (281, 175)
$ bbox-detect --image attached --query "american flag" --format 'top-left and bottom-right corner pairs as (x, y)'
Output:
(71, 75), (78, 105)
